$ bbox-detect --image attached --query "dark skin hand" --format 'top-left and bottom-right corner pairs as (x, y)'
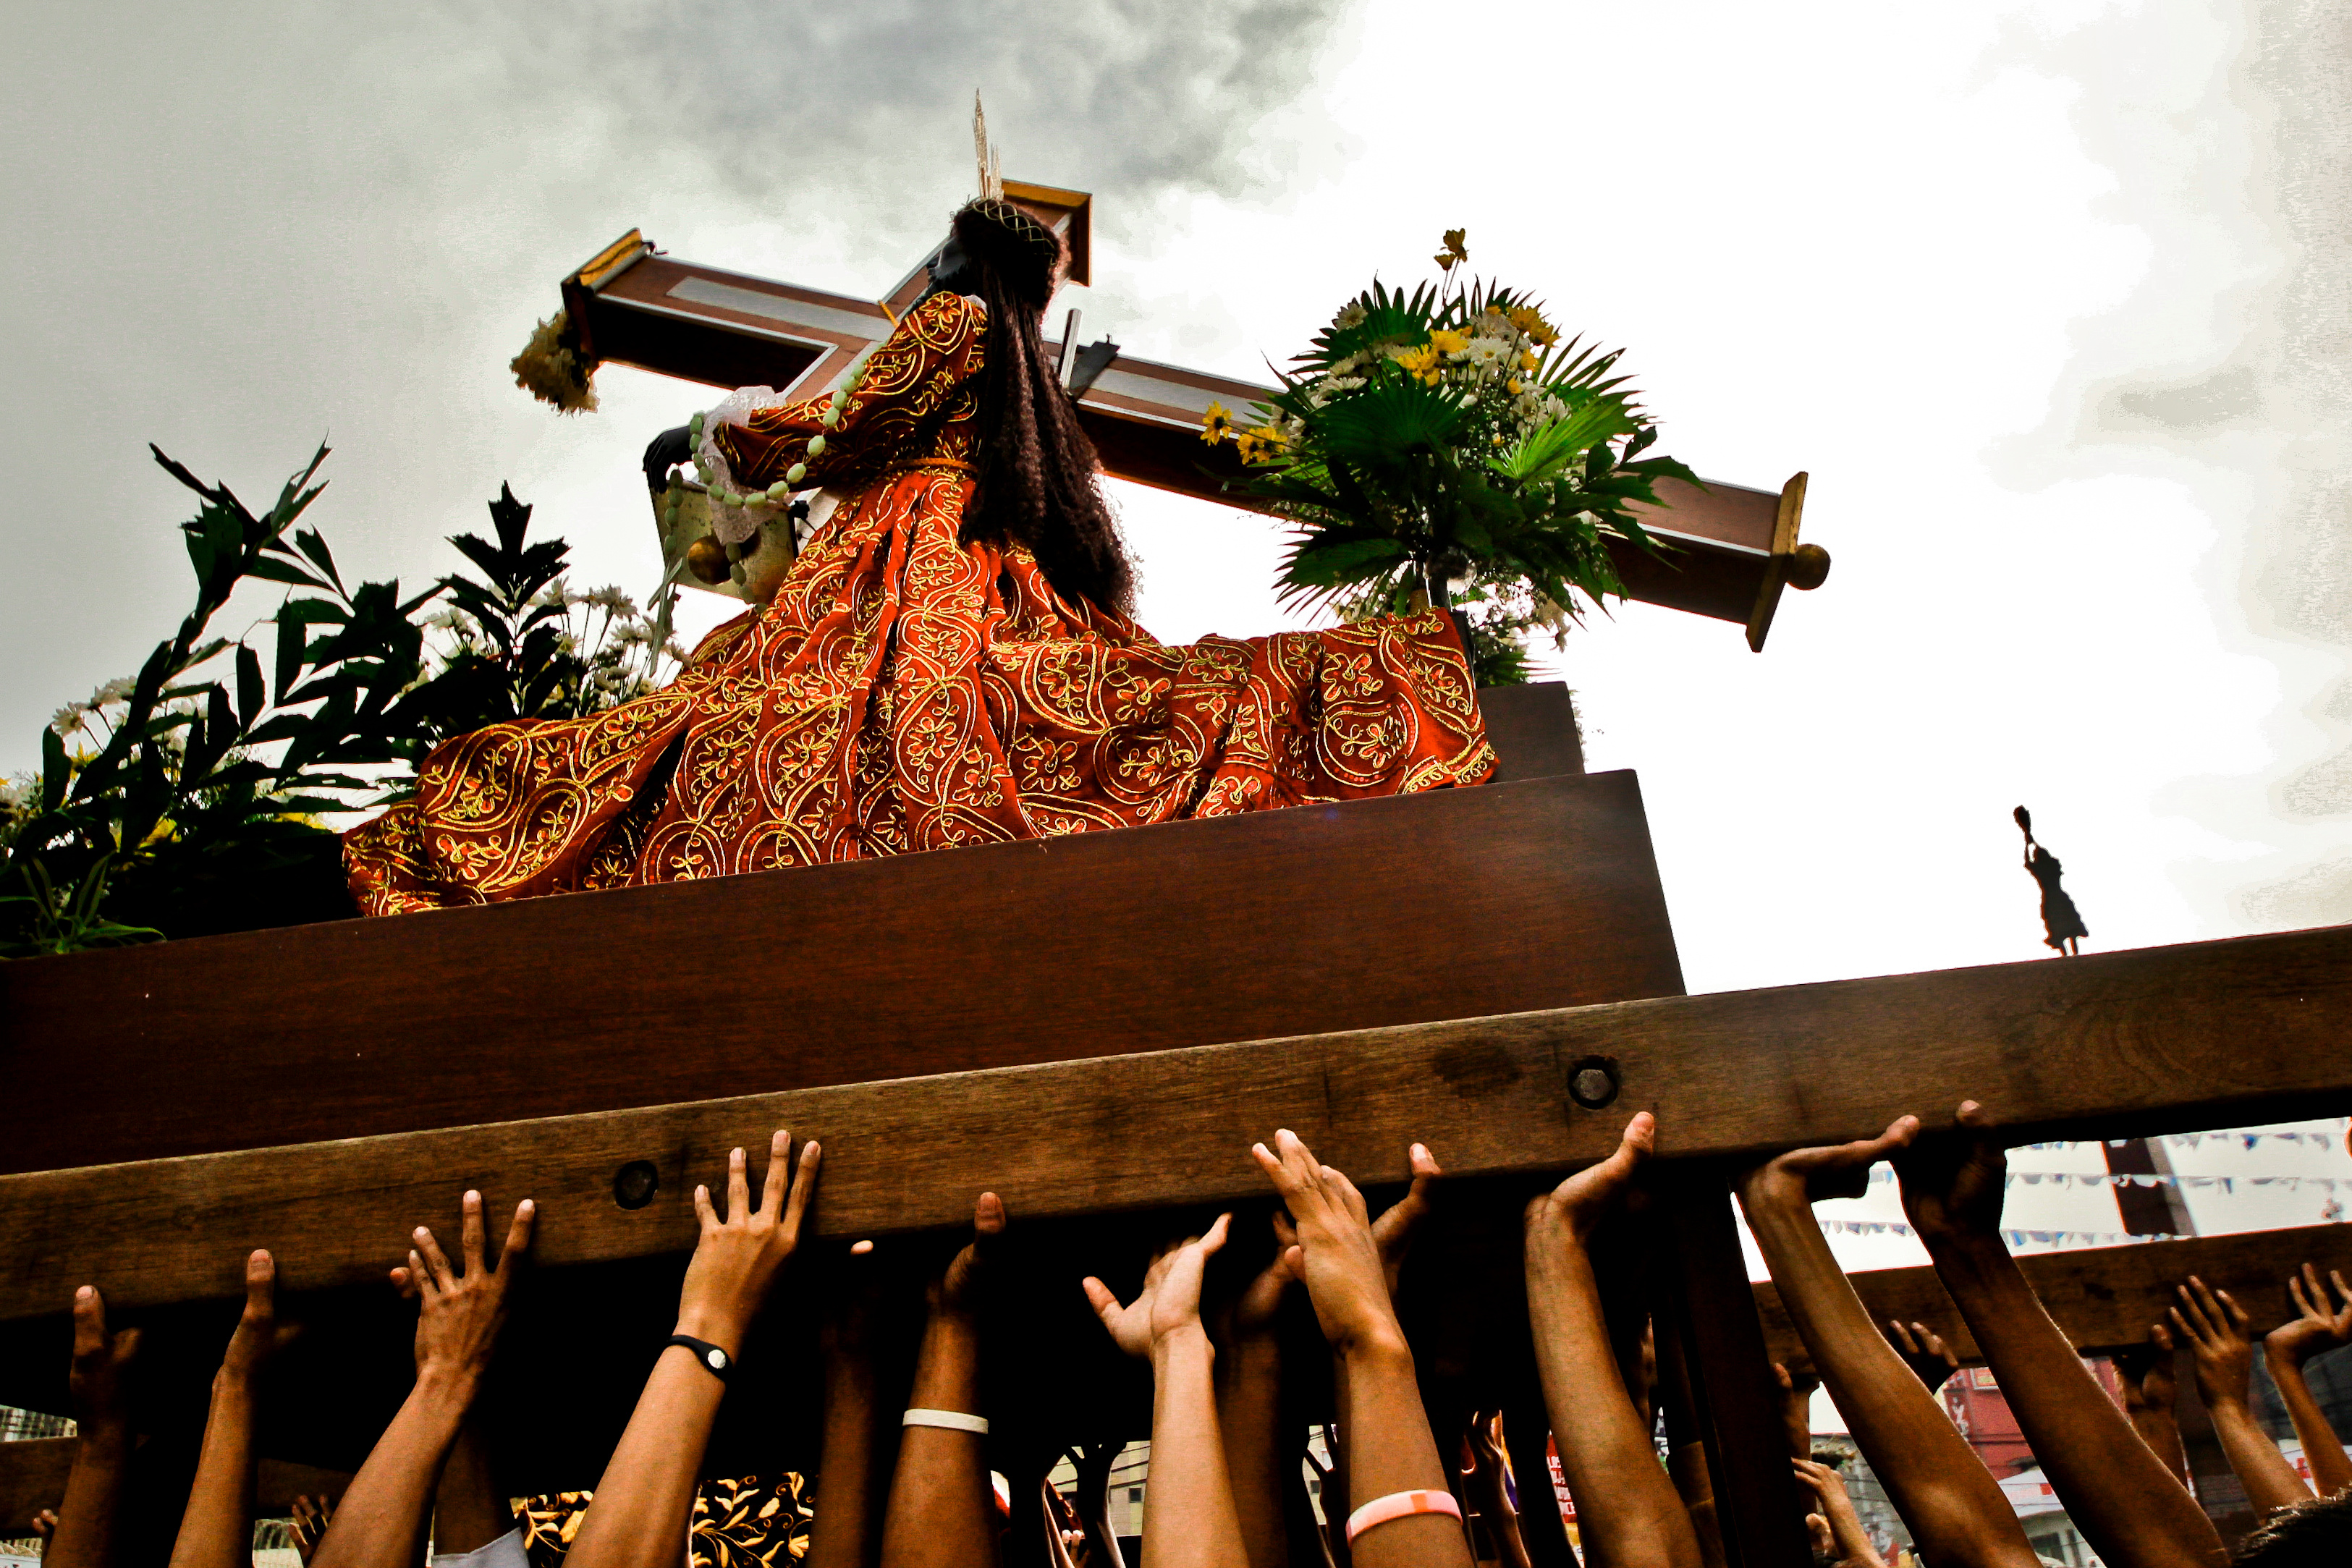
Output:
(1738, 1116), (2036, 1568)
(880, 1193), (1006, 1568)
(2264, 1263), (2352, 1499)
(2111, 1325), (2187, 1490)
(1771, 1362), (1819, 1462)
(1896, 1103), (2223, 1568)
(1882, 1321), (1960, 1393)
(289, 1496), (334, 1566)
(46, 1284), (142, 1568)
(643, 426), (693, 492)
(2170, 1275), (2309, 1517)
(314, 1191), (536, 1568)
(169, 1250), (295, 1568)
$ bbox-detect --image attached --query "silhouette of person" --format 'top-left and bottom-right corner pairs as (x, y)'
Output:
(2015, 806), (2088, 956)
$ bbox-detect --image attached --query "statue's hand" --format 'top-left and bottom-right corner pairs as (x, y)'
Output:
(643, 425), (694, 492)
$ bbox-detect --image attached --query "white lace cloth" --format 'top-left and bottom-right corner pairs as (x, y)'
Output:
(694, 385), (800, 546)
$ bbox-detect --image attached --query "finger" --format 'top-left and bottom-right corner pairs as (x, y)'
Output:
(850, 1238), (874, 1255)
(2332, 1269), (2352, 1310)
(973, 1191), (1007, 1239)
(2149, 1321), (2173, 1351)
(1271, 1211), (1298, 1250)
(414, 1224), (457, 1292)
(726, 1146), (750, 1224)
(1327, 1166), (1371, 1226)
(1080, 1277), (1127, 1331)
(1955, 1101), (1990, 1128)
(780, 1140), (821, 1239)
(497, 1199), (536, 1275)
(1773, 1361), (1793, 1391)
(71, 1286), (106, 1357)
(760, 1130), (792, 1219)
(694, 1184), (716, 1232)
(1885, 1318), (1916, 1351)
(389, 1263), (413, 1297)
(406, 1250), (433, 1300)
(2215, 1287), (2249, 1329)
(460, 1190), (486, 1276)
(2168, 1303), (2202, 1345)
(1409, 1141), (1443, 1182)
(1276, 1130), (1324, 1195)
(1201, 1212), (1232, 1258)
(1282, 1244), (1305, 1281)
(246, 1250), (276, 1318)
(2187, 1276), (2225, 1326)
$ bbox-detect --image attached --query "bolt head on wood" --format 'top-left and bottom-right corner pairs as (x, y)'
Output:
(1566, 1058), (1620, 1110)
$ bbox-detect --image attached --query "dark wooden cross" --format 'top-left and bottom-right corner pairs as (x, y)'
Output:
(556, 182), (1832, 650)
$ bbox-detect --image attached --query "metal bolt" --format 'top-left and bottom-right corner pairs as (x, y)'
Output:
(1566, 1057), (1621, 1110)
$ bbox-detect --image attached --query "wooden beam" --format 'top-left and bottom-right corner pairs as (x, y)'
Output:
(1756, 1224), (2352, 1374)
(4, 923), (2348, 1326)
(0, 769), (1676, 1176)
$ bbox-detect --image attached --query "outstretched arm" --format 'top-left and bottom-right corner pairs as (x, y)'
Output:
(881, 1193), (1007, 1568)
(1217, 1223), (1300, 1568)
(2264, 1263), (2352, 1499)
(2170, 1276), (2309, 1517)
(1086, 1216), (1248, 1568)
(169, 1252), (284, 1568)
(569, 1132), (819, 1568)
(709, 291), (987, 492)
(2112, 1326), (2188, 1490)
(1896, 1104), (2224, 1568)
(46, 1287), (140, 1568)
(1738, 1120), (2036, 1568)
(1253, 1130), (1471, 1568)
(1523, 1114), (1700, 1568)
(316, 1191), (536, 1568)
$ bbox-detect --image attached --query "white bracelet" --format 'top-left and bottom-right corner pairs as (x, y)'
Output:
(903, 1407), (989, 1435)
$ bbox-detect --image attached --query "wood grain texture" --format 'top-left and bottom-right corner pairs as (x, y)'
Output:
(0, 771), (1681, 1175)
(5, 924), (2349, 1326)
(1756, 1223), (2352, 1374)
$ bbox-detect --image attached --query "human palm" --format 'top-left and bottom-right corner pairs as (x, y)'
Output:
(1892, 1103), (2008, 1241)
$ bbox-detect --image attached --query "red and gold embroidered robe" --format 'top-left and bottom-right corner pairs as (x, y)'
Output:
(344, 291), (1493, 914)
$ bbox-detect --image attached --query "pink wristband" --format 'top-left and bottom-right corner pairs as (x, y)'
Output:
(1345, 1488), (1462, 1543)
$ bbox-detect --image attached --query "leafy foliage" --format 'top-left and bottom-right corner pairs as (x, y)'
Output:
(1208, 240), (1702, 681)
(0, 446), (679, 956)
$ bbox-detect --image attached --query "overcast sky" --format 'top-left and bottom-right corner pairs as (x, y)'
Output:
(4, 2), (2345, 1250)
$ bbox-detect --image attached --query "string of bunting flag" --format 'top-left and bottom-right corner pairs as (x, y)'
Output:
(1855, 1168), (2346, 1194)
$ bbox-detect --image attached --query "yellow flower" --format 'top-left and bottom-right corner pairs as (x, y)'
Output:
(1507, 305), (1558, 347)
(1231, 431), (1259, 463)
(1434, 228), (1468, 271)
(1200, 401), (1234, 444)
(1507, 378), (1523, 396)
(1429, 329), (1469, 356)
(1519, 350), (1541, 370)
(1391, 343), (1439, 378)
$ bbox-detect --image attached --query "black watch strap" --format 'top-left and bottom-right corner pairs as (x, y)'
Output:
(665, 1334), (735, 1381)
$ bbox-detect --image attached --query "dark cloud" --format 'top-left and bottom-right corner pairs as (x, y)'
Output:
(0, 0), (1348, 772)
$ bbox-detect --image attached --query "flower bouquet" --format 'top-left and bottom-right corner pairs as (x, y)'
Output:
(1205, 230), (1699, 682)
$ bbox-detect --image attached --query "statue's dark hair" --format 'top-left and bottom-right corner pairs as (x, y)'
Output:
(945, 199), (1135, 616)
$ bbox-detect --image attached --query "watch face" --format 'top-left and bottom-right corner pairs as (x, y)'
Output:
(706, 1347), (729, 1370)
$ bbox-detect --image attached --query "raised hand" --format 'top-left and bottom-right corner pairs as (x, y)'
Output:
(1227, 1214), (1298, 1342)
(396, 1190), (536, 1396)
(934, 1190), (1006, 1319)
(2169, 1276), (2256, 1412)
(677, 1131), (820, 1357)
(1740, 1116), (1920, 1213)
(1369, 1143), (1443, 1297)
(2112, 1324), (2176, 1417)
(1793, 1459), (1888, 1568)
(2267, 1263), (2352, 1368)
(220, 1250), (286, 1387)
(1882, 1320), (1960, 1393)
(1084, 1215), (1233, 1358)
(1526, 1110), (1657, 1245)
(1251, 1130), (1404, 1357)
(67, 1284), (140, 1435)
(1891, 1103), (2007, 1243)
(289, 1496), (333, 1567)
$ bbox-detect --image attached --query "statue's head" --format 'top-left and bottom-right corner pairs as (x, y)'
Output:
(947, 198), (1067, 318)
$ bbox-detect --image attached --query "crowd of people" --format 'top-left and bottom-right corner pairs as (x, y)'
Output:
(20, 1103), (2352, 1567)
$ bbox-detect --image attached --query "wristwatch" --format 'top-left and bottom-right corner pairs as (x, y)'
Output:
(665, 1334), (734, 1381)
